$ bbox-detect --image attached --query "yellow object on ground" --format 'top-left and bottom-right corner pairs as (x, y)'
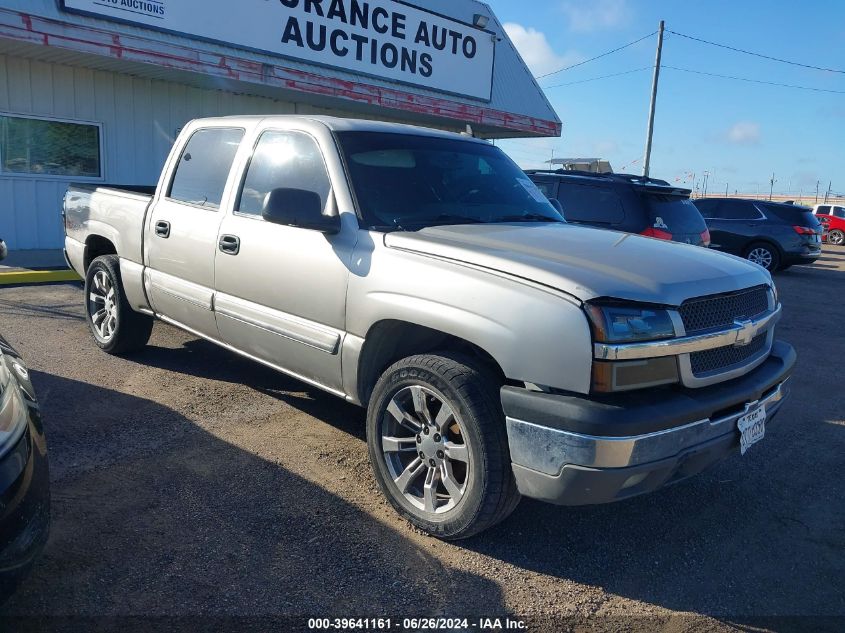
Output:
(0, 269), (80, 285)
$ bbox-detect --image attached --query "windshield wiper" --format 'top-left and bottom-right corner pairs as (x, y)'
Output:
(390, 214), (485, 228)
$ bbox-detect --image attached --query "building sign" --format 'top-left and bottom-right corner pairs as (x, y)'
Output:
(60, 0), (496, 100)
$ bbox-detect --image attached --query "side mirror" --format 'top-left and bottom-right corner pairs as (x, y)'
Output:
(549, 198), (565, 216)
(262, 188), (340, 234)
(0, 239), (6, 262)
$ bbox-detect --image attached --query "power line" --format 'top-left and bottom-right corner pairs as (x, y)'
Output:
(667, 29), (845, 74)
(544, 67), (652, 89)
(663, 65), (845, 94)
(535, 31), (656, 80)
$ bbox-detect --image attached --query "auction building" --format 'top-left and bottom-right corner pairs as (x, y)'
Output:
(0, 0), (560, 252)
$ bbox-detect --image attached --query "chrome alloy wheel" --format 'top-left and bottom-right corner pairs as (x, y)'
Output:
(829, 230), (845, 246)
(380, 385), (470, 515)
(747, 247), (774, 269)
(87, 270), (118, 342)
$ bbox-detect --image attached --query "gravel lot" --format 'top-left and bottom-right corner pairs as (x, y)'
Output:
(0, 246), (843, 631)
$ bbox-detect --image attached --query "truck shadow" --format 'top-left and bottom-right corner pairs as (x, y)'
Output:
(0, 371), (504, 619)
(132, 339), (367, 442)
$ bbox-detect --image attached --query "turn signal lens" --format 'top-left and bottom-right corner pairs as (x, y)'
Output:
(592, 357), (679, 392)
(640, 227), (673, 240)
(700, 229), (711, 246)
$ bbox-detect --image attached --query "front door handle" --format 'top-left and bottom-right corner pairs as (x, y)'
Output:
(218, 234), (240, 255)
(155, 220), (171, 238)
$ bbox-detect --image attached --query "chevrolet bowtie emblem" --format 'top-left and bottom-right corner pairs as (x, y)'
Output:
(734, 319), (755, 346)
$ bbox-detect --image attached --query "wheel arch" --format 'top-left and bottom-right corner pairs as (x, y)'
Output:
(84, 234), (117, 272)
(355, 319), (505, 407)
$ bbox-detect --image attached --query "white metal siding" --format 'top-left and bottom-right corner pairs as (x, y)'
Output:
(0, 54), (302, 250)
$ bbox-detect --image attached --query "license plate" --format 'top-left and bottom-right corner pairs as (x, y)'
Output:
(737, 405), (766, 455)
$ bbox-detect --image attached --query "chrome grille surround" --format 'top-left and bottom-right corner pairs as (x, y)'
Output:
(675, 285), (776, 387)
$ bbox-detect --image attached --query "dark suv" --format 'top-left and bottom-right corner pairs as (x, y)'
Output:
(692, 198), (822, 272)
(525, 170), (710, 246)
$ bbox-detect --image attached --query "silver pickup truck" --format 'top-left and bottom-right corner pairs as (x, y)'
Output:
(64, 116), (795, 539)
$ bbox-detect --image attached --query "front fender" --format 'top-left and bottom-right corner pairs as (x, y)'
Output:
(345, 245), (593, 395)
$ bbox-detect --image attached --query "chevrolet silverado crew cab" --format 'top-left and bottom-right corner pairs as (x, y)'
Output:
(64, 116), (795, 539)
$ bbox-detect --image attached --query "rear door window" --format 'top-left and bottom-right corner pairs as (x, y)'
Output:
(556, 183), (625, 224)
(168, 127), (244, 209)
(715, 200), (762, 220)
(815, 205), (831, 215)
(832, 207), (845, 219)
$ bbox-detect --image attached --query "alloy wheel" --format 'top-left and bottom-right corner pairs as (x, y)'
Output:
(747, 247), (774, 269)
(380, 384), (470, 514)
(829, 230), (845, 246)
(87, 270), (118, 342)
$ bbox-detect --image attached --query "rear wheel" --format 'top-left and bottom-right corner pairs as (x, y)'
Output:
(744, 242), (780, 272)
(828, 229), (845, 246)
(85, 255), (153, 354)
(366, 353), (520, 540)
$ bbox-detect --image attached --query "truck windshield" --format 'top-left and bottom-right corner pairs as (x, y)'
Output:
(335, 131), (564, 230)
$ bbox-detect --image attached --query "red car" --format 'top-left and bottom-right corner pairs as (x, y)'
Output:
(813, 204), (845, 246)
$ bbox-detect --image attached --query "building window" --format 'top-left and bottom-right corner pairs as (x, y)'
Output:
(0, 114), (102, 178)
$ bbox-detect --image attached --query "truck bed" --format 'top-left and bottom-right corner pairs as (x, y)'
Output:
(64, 183), (155, 273)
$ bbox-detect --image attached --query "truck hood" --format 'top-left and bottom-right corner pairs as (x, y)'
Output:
(383, 223), (771, 305)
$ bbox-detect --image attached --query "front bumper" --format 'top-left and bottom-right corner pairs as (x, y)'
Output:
(503, 340), (795, 505)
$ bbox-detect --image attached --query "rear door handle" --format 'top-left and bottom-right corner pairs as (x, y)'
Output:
(155, 220), (171, 238)
(218, 234), (240, 255)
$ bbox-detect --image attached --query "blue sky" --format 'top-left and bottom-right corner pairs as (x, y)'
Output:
(491, 0), (845, 198)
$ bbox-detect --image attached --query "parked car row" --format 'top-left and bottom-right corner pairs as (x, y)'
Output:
(526, 169), (826, 272)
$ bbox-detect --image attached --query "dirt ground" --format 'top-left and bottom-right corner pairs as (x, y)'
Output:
(0, 246), (842, 631)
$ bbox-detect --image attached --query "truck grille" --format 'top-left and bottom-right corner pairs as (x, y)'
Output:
(679, 286), (769, 334)
(690, 333), (768, 376)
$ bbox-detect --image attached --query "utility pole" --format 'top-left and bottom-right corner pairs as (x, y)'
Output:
(824, 180), (832, 203)
(642, 20), (664, 178)
(702, 171), (710, 197)
(769, 173), (776, 201)
(725, 183), (729, 198)
(816, 180), (820, 203)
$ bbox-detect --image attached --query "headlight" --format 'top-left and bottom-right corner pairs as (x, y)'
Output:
(584, 303), (676, 343)
(585, 302), (679, 393)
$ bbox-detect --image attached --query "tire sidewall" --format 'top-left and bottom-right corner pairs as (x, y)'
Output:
(367, 361), (492, 538)
(84, 256), (126, 353)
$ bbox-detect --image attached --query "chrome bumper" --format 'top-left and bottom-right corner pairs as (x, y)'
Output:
(507, 379), (788, 474)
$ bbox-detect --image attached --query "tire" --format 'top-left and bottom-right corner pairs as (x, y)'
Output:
(84, 255), (153, 354)
(743, 242), (780, 272)
(366, 352), (520, 540)
(828, 229), (845, 246)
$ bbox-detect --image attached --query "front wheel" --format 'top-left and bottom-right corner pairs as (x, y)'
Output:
(744, 242), (780, 272)
(828, 229), (845, 246)
(366, 353), (520, 540)
(85, 255), (153, 354)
